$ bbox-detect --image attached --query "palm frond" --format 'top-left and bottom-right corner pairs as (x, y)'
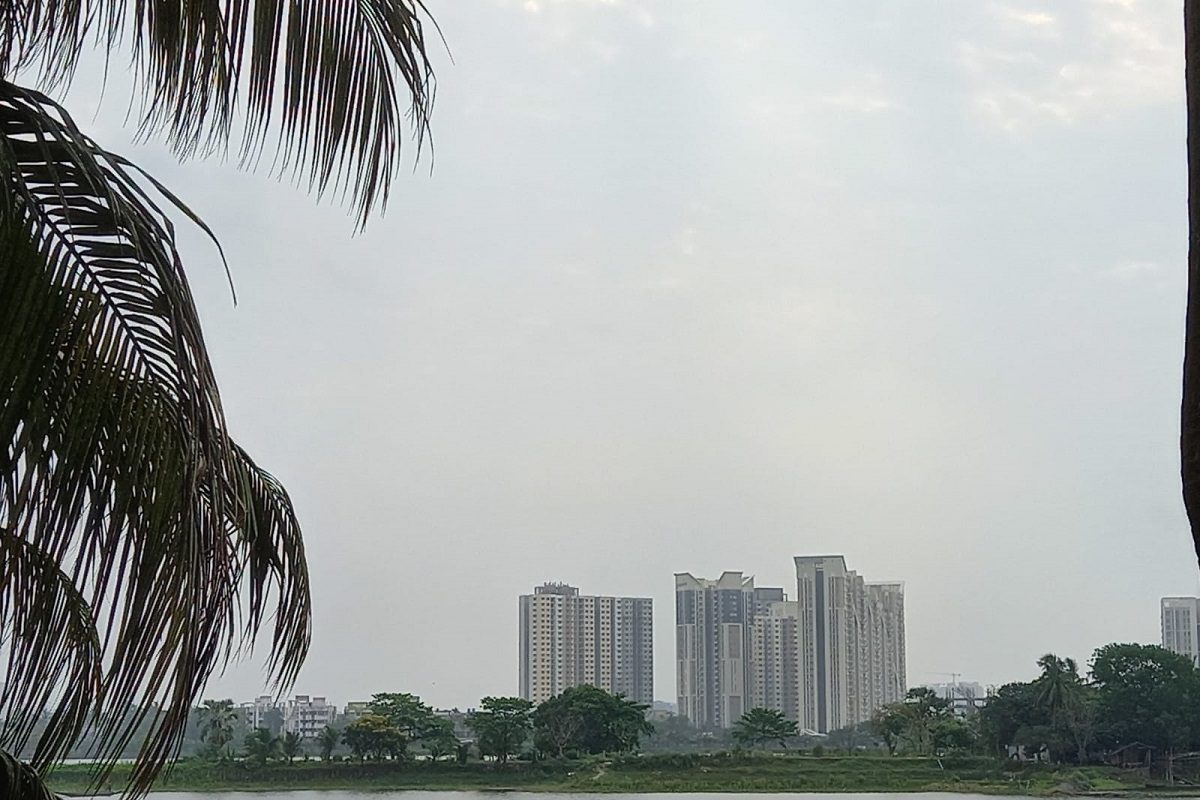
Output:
(0, 750), (57, 800)
(0, 534), (102, 765)
(1, 0), (438, 226)
(0, 80), (310, 794)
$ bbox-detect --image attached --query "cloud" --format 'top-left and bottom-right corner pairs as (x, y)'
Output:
(505, 0), (655, 48)
(819, 88), (896, 114)
(1102, 260), (1162, 280)
(960, 0), (1178, 132)
(992, 5), (1059, 33)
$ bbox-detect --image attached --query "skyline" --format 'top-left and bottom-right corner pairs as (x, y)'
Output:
(36, 0), (1196, 710)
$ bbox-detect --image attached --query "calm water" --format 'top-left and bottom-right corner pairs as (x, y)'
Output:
(146, 793), (1042, 800)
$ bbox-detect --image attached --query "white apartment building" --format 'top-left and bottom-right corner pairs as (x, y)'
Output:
(284, 695), (337, 738)
(859, 582), (906, 718)
(519, 583), (653, 705)
(794, 555), (906, 733)
(1162, 596), (1200, 665)
(237, 695), (281, 732)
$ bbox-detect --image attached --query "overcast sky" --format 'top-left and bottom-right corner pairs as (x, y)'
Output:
(61, 0), (1195, 708)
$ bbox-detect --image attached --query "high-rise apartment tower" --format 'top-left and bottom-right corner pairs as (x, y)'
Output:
(1162, 596), (1200, 666)
(794, 555), (906, 733)
(519, 583), (653, 705)
(675, 572), (753, 728)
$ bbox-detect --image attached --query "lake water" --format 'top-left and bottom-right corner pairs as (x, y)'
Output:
(147, 793), (1040, 800)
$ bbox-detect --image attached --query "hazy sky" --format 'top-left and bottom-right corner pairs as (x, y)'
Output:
(59, 0), (1194, 708)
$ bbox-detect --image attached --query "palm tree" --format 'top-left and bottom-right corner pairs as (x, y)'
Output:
(244, 728), (282, 766)
(280, 731), (304, 764)
(199, 699), (239, 758)
(316, 726), (341, 762)
(1034, 654), (1080, 715)
(0, 4), (437, 799)
(732, 707), (798, 751)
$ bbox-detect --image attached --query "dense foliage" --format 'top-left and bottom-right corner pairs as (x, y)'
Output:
(733, 707), (798, 750)
(977, 644), (1194, 764)
(467, 697), (534, 764)
(532, 685), (653, 757)
(871, 688), (975, 755)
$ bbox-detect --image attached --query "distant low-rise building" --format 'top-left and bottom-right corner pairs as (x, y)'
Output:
(434, 708), (473, 741)
(284, 695), (337, 738)
(341, 701), (373, 723)
(238, 695), (282, 733)
(922, 681), (987, 715)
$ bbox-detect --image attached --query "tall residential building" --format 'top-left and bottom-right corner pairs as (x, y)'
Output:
(750, 596), (799, 719)
(794, 555), (906, 733)
(675, 571), (770, 728)
(1162, 597), (1200, 665)
(519, 583), (653, 705)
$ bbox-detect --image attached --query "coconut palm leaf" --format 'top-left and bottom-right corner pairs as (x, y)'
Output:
(0, 79), (310, 796)
(0, 751), (56, 800)
(1, 0), (437, 225)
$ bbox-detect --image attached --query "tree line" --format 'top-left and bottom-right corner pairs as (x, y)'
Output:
(192, 643), (1200, 768)
(866, 643), (1200, 770)
(194, 685), (653, 765)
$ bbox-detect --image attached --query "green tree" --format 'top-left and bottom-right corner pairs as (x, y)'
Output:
(532, 685), (652, 757)
(244, 728), (281, 766)
(343, 714), (405, 761)
(872, 688), (954, 756)
(261, 707), (287, 738)
(871, 704), (907, 755)
(198, 700), (239, 758)
(370, 692), (438, 747)
(1091, 643), (1200, 754)
(280, 731), (304, 764)
(423, 717), (459, 761)
(932, 714), (978, 754)
(0, 3), (438, 798)
(1035, 654), (1081, 715)
(1061, 684), (1099, 764)
(316, 726), (341, 762)
(642, 714), (729, 753)
(1034, 653), (1098, 763)
(732, 707), (798, 750)
(467, 697), (534, 764)
(978, 681), (1047, 756)
(825, 721), (885, 753)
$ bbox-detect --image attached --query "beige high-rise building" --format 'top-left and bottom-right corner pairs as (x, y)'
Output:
(519, 583), (653, 705)
(794, 555), (906, 733)
(750, 598), (799, 718)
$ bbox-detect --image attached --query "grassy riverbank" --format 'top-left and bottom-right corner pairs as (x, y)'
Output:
(45, 753), (1169, 796)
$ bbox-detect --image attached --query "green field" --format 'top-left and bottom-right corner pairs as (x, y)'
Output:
(45, 753), (1167, 796)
